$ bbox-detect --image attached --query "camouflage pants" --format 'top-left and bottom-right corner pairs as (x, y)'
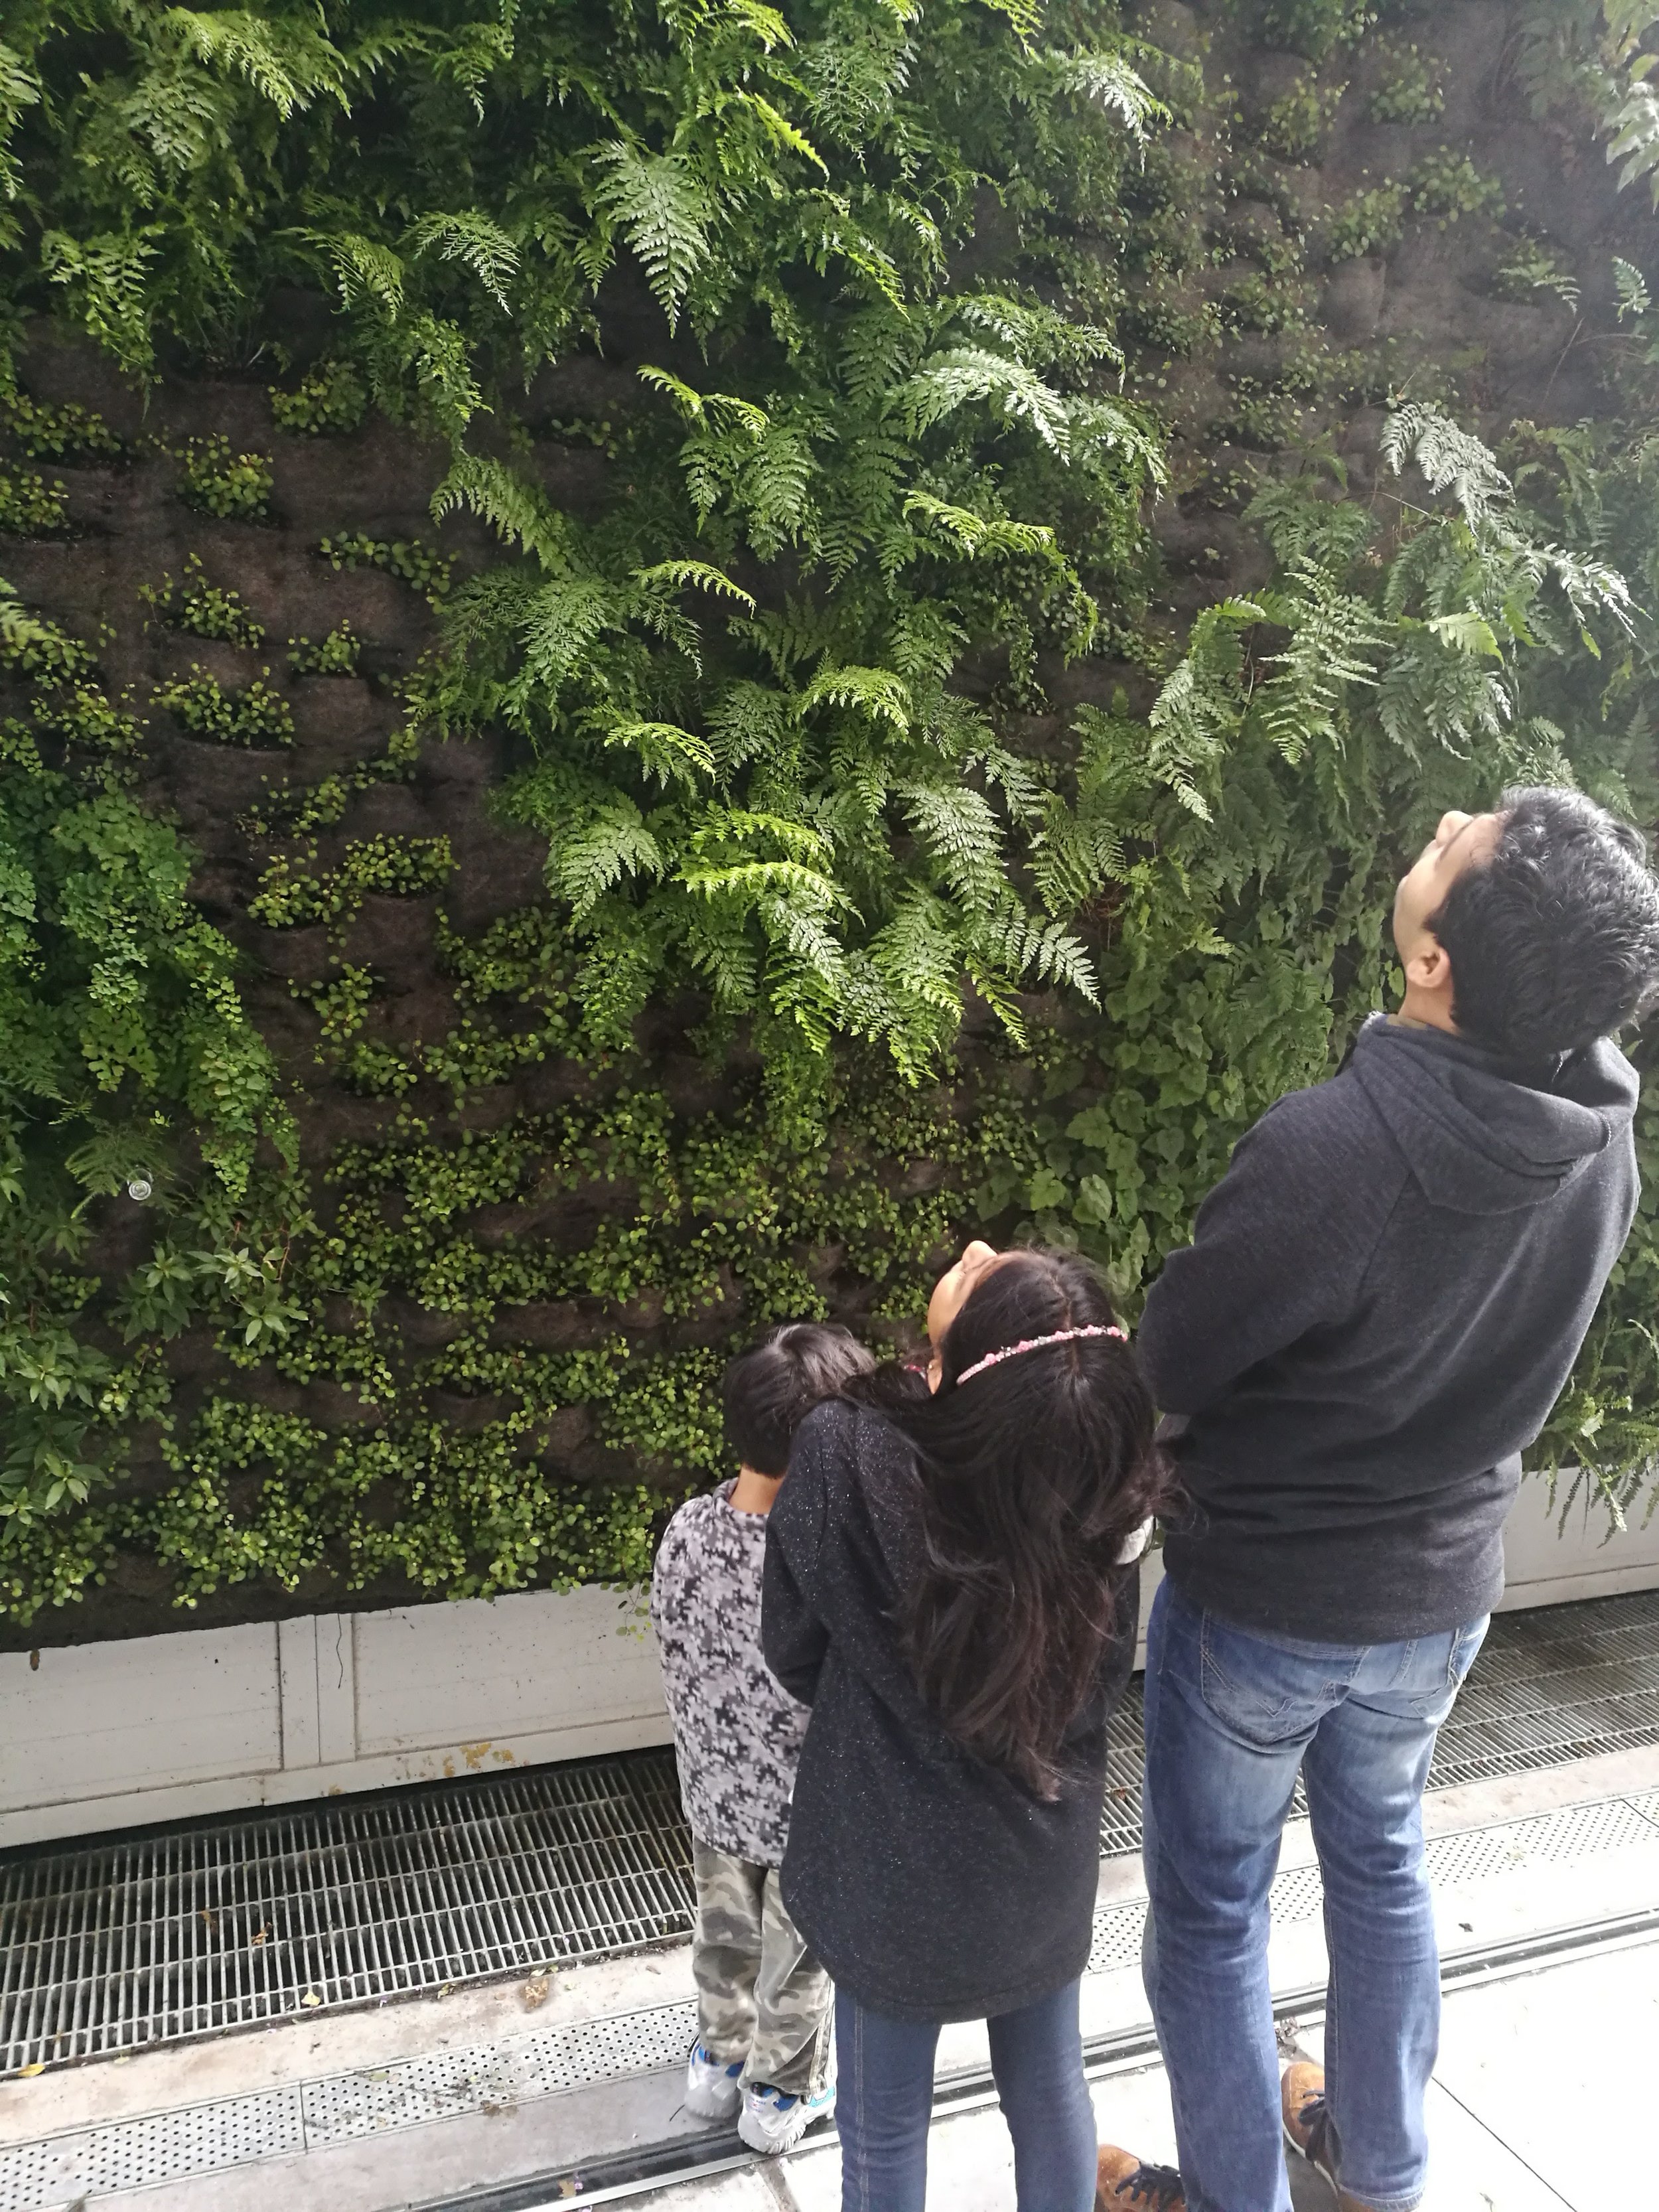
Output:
(691, 1838), (833, 2098)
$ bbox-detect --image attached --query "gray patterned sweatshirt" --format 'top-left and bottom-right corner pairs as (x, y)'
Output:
(650, 1479), (808, 1866)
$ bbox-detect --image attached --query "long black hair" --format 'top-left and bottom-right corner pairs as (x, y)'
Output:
(851, 1248), (1167, 1801)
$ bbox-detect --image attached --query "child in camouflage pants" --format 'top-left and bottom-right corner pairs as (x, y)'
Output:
(650, 1323), (873, 2156)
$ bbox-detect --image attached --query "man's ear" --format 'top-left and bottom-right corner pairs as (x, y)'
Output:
(1405, 936), (1454, 994)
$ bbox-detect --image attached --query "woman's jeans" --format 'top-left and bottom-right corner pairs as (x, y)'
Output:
(835, 1977), (1098, 2212)
(1141, 1576), (1488, 2212)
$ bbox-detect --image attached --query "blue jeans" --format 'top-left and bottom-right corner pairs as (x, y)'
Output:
(1141, 1578), (1488, 2212)
(835, 1978), (1098, 2212)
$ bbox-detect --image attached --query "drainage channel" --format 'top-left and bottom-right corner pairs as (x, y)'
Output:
(5, 1587), (1659, 2074)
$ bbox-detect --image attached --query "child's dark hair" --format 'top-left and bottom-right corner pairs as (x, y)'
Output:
(1431, 786), (1659, 1059)
(723, 1323), (875, 1476)
(849, 1248), (1170, 1802)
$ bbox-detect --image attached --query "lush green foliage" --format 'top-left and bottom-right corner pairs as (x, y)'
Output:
(0, 0), (1657, 1627)
(0, 580), (295, 1542)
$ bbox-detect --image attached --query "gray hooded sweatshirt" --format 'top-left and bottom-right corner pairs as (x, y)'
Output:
(1139, 1014), (1640, 1641)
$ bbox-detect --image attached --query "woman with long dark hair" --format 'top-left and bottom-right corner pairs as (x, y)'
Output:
(762, 1241), (1168, 2211)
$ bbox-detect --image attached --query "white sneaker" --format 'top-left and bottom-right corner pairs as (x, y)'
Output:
(737, 2080), (836, 2155)
(684, 2041), (744, 2121)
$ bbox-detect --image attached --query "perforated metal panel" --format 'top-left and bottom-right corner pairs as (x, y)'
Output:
(1086, 1899), (1145, 1972)
(1427, 1794), (1659, 1881)
(0, 2002), (701, 2211)
(1086, 1859), (1329, 1973)
(0, 2089), (306, 2206)
(1432, 1589), (1659, 1788)
(1100, 1694), (1147, 1856)
(301, 2000), (699, 2146)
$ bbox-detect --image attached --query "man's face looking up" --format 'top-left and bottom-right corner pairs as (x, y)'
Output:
(1392, 809), (1504, 965)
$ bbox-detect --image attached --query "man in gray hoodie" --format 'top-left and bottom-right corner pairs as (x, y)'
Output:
(1099, 790), (1659, 2212)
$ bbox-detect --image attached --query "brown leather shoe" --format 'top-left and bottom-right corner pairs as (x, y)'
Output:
(1096, 2144), (1187, 2211)
(1282, 2061), (1341, 2193)
(1283, 2067), (1392, 2212)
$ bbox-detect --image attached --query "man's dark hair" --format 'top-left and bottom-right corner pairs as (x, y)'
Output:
(723, 1323), (875, 1476)
(1431, 785), (1659, 1060)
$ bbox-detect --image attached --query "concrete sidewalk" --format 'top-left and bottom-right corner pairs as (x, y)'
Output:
(694, 1935), (1656, 2211)
(4, 1744), (1656, 2212)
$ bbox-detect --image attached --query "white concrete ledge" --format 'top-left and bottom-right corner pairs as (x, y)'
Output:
(4, 1475), (1658, 1848)
(0, 1586), (669, 1849)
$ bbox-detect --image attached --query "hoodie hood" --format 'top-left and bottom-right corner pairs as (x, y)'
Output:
(1350, 1015), (1639, 1216)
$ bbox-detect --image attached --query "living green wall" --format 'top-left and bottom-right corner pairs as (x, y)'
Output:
(3, 0), (1659, 1644)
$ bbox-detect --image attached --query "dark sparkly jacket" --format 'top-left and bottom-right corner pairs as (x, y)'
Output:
(762, 1399), (1137, 2024)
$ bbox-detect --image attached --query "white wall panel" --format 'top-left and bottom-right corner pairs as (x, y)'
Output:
(0, 1623), (280, 1818)
(351, 1586), (660, 1759)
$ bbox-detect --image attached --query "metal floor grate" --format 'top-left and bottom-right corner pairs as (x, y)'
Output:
(5, 1587), (1659, 2074)
(1099, 1585), (1659, 1852)
(0, 1753), (693, 2074)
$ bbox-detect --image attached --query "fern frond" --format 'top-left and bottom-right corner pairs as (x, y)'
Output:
(164, 9), (350, 117)
(894, 780), (1004, 905)
(1613, 255), (1651, 319)
(740, 424), (819, 553)
(707, 680), (792, 772)
(736, 90), (829, 175)
(0, 42), (42, 204)
(1607, 70), (1659, 206)
(1144, 599), (1262, 817)
(1252, 563), (1387, 763)
(902, 490), (1057, 561)
(509, 575), (620, 699)
(637, 366), (769, 435)
(980, 0), (1045, 50)
(918, 689), (995, 763)
(1029, 796), (1127, 915)
(1048, 47), (1165, 138)
(408, 210), (521, 311)
(301, 228), (405, 317)
(431, 453), (570, 569)
(680, 858), (852, 906)
(631, 559), (755, 611)
(740, 594), (839, 678)
(1425, 610), (1503, 658)
(974, 741), (1045, 824)
(888, 603), (970, 686)
(839, 306), (916, 405)
(1382, 404), (1510, 526)
(800, 14), (914, 147)
(869, 891), (962, 1013)
(683, 901), (760, 1011)
(797, 662), (910, 731)
(898, 346), (1072, 455)
(691, 808), (831, 865)
(549, 800), (665, 919)
(591, 141), (714, 331)
(1019, 915), (1100, 1003)
(601, 719), (716, 788)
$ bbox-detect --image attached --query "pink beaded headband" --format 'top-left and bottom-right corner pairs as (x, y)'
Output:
(954, 1324), (1127, 1386)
